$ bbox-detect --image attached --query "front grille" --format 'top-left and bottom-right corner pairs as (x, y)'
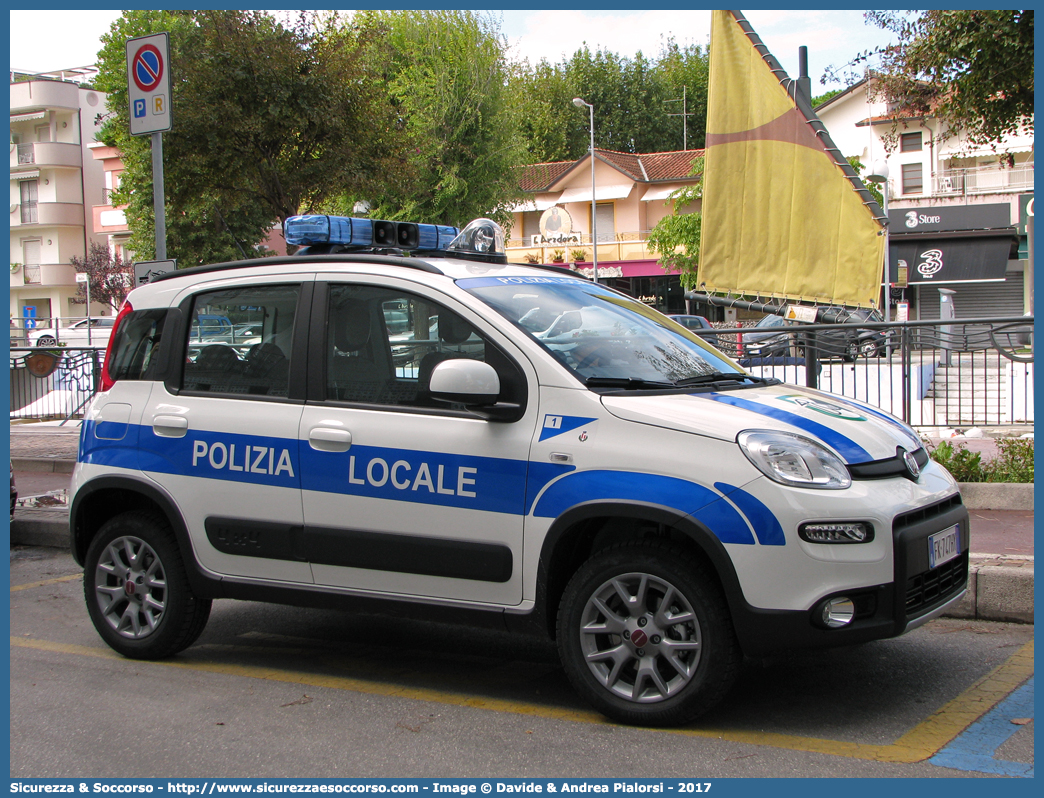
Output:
(906, 552), (968, 616)
(894, 493), (963, 531)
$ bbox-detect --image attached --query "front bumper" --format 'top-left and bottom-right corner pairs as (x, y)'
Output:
(730, 494), (970, 656)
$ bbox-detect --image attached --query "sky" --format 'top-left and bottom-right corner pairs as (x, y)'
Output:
(9, 8), (895, 94)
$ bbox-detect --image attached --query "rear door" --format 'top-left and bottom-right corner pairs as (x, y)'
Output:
(138, 275), (314, 583)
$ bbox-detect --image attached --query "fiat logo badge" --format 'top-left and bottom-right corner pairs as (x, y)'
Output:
(903, 450), (921, 479)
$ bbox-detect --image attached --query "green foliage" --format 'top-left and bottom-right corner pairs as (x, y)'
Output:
(926, 438), (1034, 483)
(95, 10), (406, 265)
(647, 155), (704, 288)
(846, 156), (883, 207)
(350, 10), (524, 228)
(865, 10), (1034, 145)
(510, 37), (710, 163)
(986, 438), (1035, 483)
(811, 88), (843, 108)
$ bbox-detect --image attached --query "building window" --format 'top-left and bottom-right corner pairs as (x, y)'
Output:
(900, 132), (922, 152)
(901, 163), (923, 195)
(20, 180), (39, 223)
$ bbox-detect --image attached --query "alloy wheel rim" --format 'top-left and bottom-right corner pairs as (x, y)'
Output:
(578, 572), (702, 703)
(94, 535), (168, 639)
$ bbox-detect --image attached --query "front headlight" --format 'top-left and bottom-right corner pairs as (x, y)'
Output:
(737, 430), (851, 489)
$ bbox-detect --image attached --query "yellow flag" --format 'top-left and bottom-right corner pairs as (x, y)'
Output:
(697, 10), (885, 307)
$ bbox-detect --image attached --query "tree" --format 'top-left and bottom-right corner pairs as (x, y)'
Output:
(348, 10), (526, 227)
(864, 10), (1034, 144)
(94, 11), (407, 264)
(70, 242), (133, 312)
(647, 155), (704, 289)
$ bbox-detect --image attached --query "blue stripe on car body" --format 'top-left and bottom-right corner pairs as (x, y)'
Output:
(697, 393), (872, 464)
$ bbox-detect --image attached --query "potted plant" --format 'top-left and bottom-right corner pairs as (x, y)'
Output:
(570, 249), (588, 263)
(523, 253), (540, 264)
(550, 249), (566, 263)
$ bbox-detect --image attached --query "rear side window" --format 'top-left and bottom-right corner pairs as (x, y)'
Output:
(107, 309), (169, 382)
(182, 284), (301, 398)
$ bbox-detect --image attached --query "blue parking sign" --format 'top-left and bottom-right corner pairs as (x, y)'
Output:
(133, 98), (146, 118)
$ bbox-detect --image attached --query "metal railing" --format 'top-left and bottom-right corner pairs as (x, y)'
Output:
(17, 143), (35, 164)
(9, 346), (104, 423)
(8, 318), (1034, 430)
(933, 164), (1034, 196)
(697, 315), (1034, 429)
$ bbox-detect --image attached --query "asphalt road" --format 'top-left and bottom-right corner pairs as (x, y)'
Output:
(9, 547), (1034, 780)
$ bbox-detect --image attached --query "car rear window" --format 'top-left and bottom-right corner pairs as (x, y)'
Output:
(107, 309), (169, 382)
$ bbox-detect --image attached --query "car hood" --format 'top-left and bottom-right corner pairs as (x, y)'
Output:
(600, 384), (922, 465)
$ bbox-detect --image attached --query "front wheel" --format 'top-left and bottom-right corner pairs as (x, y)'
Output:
(35, 335), (57, 348)
(84, 511), (211, 659)
(557, 542), (739, 726)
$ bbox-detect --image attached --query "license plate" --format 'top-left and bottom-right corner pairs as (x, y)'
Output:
(928, 524), (961, 569)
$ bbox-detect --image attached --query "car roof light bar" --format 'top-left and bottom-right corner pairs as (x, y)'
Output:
(285, 215), (460, 254)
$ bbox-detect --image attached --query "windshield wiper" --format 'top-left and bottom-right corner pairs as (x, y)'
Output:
(673, 372), (777, 387)
(585, 377), (677, 390)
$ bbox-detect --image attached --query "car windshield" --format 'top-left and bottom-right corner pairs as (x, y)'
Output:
(458, 275), (745, 387)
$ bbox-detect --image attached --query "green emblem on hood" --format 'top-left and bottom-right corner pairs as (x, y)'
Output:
(777, 394), (867, 421)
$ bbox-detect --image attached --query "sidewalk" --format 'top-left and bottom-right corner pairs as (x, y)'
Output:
(9, 421), (1034, 624)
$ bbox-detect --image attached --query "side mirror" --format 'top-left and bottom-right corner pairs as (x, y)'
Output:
(429, 359), (500, 406)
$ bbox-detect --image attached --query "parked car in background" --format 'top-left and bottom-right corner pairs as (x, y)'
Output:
(741, 313), (793, 358)
(668, 315), (720, 349)
(28, 317), (116, 348)
(742, 309), (888, 362)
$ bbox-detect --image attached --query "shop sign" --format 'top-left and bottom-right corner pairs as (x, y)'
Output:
(534, 206), (582, 245)
(888, 203), (1010, 233)
(892, 237), (1011, 284)
(1016, 193), (1034, 235)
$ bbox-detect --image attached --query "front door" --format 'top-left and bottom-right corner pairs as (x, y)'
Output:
(298, 278), (539, 606)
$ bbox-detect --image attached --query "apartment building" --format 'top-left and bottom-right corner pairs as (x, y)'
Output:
(10, 67), (110, 331)
(816, 78), (1033, 320)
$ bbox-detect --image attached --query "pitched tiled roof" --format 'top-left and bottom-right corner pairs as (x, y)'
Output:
(517, 161), (574, 191)
(517, 149), (705, 192)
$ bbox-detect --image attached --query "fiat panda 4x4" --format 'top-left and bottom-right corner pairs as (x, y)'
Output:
(71, 217), (969, 727)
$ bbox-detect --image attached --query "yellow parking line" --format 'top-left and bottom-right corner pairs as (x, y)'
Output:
(11, 635), (1032, 763)
(10, 573), (83, 592)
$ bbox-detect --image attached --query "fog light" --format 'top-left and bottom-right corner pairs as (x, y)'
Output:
(799, 522), (874, 543)
(820, 597), (856, 628)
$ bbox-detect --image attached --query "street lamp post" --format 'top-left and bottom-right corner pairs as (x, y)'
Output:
(572, 97), (597, 282)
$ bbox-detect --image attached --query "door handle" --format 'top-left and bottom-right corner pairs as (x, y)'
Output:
(152, 415), (188, 438)
(308, 427), (352, 452)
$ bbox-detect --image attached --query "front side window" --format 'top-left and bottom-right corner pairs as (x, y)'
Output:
(325, 284), (521, 409)
(459, 276), (741, 387)
(182, 284), (300, 397)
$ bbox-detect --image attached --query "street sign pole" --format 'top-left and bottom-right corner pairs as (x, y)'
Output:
(152, 132), (166, 260)
(127, 32), (172, 262)
(75, 272), (91, 345)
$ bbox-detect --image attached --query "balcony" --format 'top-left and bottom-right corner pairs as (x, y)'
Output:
(10, 263), (76, 288)
(10, 201), (85, 228)
(505, 230), (657, 265)
(10, 79), (80, 113)
(933, 164), (1034, 196)
(10, 141), (82, 170)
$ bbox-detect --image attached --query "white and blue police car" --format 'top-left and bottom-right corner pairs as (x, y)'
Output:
(71, 216), (969, 726)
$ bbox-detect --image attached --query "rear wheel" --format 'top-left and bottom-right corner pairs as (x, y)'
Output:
(84, 511), (211, 659)
(557, 542), (739, 726)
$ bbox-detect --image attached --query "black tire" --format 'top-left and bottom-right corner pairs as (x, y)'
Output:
(843, 342), (858, 363)
(83, 511), (211, 659)
(36, 336), (57, 348)
(557, 541), (739, 726)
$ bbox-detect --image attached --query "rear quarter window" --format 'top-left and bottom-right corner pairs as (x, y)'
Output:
(108, 309), (169, 382)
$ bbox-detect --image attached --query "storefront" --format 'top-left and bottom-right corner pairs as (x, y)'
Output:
(887, 203), (1023, 320)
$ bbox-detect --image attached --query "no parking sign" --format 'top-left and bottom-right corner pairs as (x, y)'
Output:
(126, 32), (171, 136)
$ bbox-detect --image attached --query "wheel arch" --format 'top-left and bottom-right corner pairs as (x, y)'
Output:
(70, 475), (214, 596)
(529, 500), (745, 641)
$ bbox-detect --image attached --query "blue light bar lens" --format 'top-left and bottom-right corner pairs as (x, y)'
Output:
(285, 215), (458, 250)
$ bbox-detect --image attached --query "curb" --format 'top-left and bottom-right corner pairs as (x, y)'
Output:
(10, 509), (1033, 626)
(11, 457), (76, 474)
(958, 482), (1034, 511)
